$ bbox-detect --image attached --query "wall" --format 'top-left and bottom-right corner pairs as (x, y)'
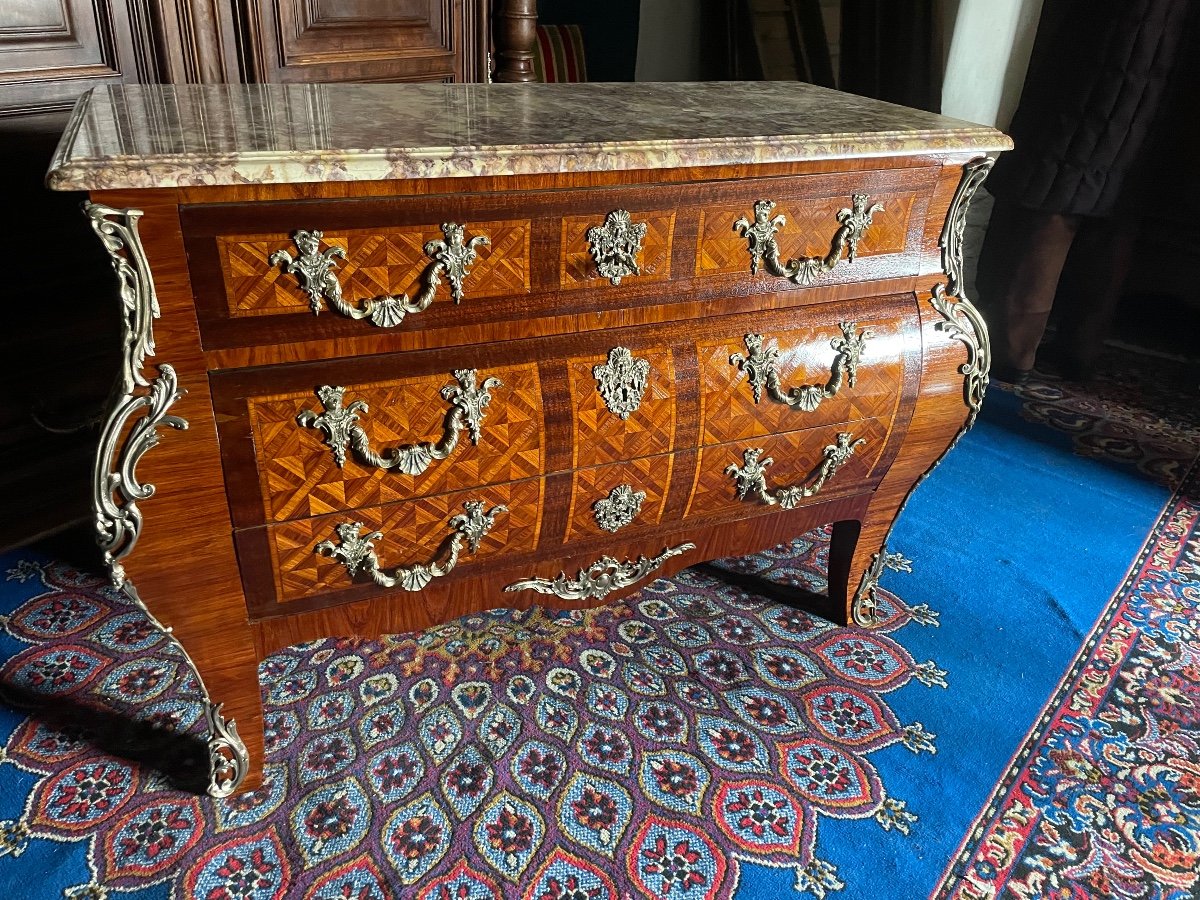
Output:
(941, 0), (1043, 128)
(634, 0), (703, 81)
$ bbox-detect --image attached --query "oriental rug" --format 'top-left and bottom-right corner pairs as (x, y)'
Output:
(0, 536), (937, 900)
(934, 455), (1200, 899)
(928, 357), (1200, 900)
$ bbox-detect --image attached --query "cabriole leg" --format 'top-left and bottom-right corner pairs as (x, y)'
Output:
(87, 202), (251, 797)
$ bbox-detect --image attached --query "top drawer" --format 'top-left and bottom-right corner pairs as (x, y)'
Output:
(214, 219), (532, 320)
(181, 166), (937, 352)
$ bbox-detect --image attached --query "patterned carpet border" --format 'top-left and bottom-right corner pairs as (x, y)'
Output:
(932, 452), (1200, 899)
(1010, 353), (1200, 491)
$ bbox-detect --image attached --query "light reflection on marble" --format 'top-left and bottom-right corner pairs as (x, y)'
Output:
(47, 82), (1011, 191)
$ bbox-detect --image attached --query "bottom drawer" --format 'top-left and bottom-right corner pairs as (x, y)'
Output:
(241, 478), (544, 612)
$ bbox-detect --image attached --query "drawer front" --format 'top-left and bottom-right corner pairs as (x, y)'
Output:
(246, 363), (544, 524)
(262, 478), (544, 605)
(566, 455), (675, 543)
(183, 166), (935, 354)
(567, 345), (677, 469)
(697, 316), (906, 447)
(219, 219), (532, 319)
(686, 418), (890, 520)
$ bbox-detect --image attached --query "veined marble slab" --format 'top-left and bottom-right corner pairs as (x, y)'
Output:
(47, 82), (1011, 191)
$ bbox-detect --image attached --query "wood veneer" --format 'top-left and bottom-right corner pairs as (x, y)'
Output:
(84, 146), (993, 795)
(180, 165), (936, 355)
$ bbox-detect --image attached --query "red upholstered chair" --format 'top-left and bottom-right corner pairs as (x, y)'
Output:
(532, 24), (588, 82)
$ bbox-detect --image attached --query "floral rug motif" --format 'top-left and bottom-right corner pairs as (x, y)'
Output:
(933, 453), (1200, 900)
(0, 533), (943, 899)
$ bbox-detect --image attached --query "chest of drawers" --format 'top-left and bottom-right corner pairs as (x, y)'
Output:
(48, 82), (1009, 795)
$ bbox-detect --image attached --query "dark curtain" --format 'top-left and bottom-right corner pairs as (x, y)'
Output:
(838, 0), (942, 112)
(537, 0), (641, 81)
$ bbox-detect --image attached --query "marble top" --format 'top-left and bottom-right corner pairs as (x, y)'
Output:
(47, 82), (1011, 191)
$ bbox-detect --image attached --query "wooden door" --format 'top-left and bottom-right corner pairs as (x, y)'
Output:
(241, 0), (491, 83)
(0, 0), (159, 114)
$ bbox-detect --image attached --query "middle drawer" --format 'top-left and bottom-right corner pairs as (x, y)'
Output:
(211, 293), (918, 530)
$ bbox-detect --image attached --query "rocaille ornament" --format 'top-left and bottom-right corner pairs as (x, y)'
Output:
(734, 194), (884, 286)
(270, 222), (490, 327)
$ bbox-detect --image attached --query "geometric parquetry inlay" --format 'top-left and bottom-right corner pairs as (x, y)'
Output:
(560, 212), (676, 289)
(248, 364), (545, 523)
(269, 478), (544, 604)
(697, 321), (904, 448)
(219, 220), (532, 317)
(695, 194), (917, 278)
(568, 348), (676, 469)
(567, 455), (674, 541)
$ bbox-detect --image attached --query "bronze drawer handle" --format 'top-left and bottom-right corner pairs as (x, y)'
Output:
(504, 542), (696, 601)
(316, 500), (507, 592)
(726, 432), (865, 510)
(734, 194), (883, 286)
(730, 321), (872, 413)
(587, 209), (648, 284)
(297, 369), (502, 475)
(269, 223), (489, 327)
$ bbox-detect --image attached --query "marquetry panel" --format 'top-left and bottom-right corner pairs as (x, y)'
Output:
(268, 478), (544, 604)
(695, 193), (918, 277)
(219, 220), (532, 317)
(686, 418), (890, 520)
(566, 455), (675, 542)
(697, 317), (905, 447)
(559, 211), (676, 289)
(567, 347), (677, 469)
(248, 363), (544, 523)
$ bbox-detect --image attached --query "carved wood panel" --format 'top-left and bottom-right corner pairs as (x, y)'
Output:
(267, 477), (544, 604)
(686, 418), (890, 520)
(697, 316), (907, 447)
(696, 192), (918, 277)
(241, 0), (488, 84)
(559, 210), (676, 289)
(566, 455), (675, 542)
(0, 0), (155, 114)
(246, 363), (544, 523)
(221, 220), (531, 317)
(567, 346), (677, 469)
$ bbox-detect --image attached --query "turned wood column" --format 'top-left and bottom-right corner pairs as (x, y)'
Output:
(493, 0), (538, 82)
